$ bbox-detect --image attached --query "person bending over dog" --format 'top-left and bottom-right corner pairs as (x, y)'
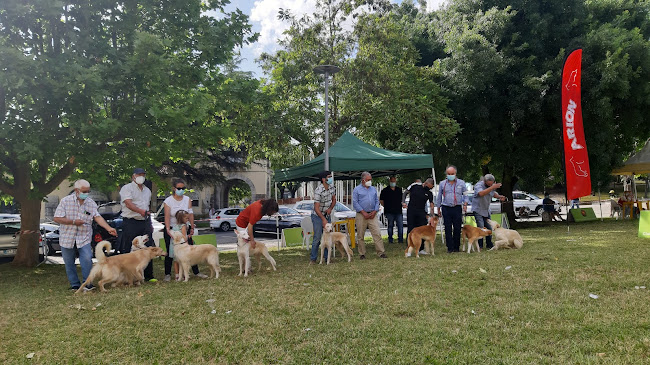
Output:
(472, 174), (506, 249)
(235, 198), (279, 252)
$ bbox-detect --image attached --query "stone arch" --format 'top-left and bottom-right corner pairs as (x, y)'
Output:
(214, 175), (256, 208)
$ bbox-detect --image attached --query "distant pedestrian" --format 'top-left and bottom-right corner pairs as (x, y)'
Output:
(405, 178), (435, 255)
(353, 172), (387, 259)
(380, 176), (404, 244)
(570, 198), (580, 209)
(472, 174), (506, 249)
(54, 179), (117, 291)
(435, 166), (468, 253)
(543, 193), (565, 221)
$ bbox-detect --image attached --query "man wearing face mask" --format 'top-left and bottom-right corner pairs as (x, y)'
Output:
(380, 176), (404, 244)
(406, 178), (435, 254)
(54, 179), (117, 291)
(119, 167), (156, 281)
(353, 172), (387, 259)
(435, 165), (468, 253)
(310, 170), (336, 264)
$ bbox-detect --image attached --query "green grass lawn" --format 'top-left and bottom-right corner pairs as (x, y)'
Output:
(2, 219), (650, 364)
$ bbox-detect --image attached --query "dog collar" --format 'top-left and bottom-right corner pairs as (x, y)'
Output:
(174, 240), (187, 245)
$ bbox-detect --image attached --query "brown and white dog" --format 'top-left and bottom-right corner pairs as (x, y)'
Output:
(460, 225), (492, 253)
(486, 219), (523, 250)
(319, 223), (353, 264)
(76, 241), (165, 293)
(405, 215), (439, 258)
(234, 229), (277, 277)
(170, 231), (220, 281)
(130, 235), (150, 251)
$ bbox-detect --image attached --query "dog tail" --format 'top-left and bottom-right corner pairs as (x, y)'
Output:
(75, 265), (100, 294)
(95, 241), (111, 264)
(405, 233), (413, 257)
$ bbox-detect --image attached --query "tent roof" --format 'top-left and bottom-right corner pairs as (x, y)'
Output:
(274, 131), (434, 182)
(611, 139), (650, 175)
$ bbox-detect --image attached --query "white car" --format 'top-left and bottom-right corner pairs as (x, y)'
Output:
(209, 207), (244, 232)
(292, 200), (356, 221)
(512, 191), (561, 216)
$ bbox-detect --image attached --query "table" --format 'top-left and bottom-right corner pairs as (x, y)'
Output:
(333, 218), (356, 248)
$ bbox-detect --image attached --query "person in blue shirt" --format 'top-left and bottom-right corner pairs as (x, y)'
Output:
(353, 172), (387, 259)
(435, 165), (468, 253)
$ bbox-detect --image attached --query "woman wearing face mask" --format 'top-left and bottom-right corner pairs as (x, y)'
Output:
(162, 178), (207, 282)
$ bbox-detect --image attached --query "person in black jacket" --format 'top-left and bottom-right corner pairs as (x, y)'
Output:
(405, 178), (435, 254)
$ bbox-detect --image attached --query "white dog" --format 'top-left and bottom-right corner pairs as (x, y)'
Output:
(170, 231), (220, 281)
(130, 235), (149, 251)
(320, 223), (353, 264)
(234, 229), (277, 277)
(487, 219), (523, 250)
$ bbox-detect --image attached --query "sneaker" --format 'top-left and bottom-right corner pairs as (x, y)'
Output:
(419, 250), (429, 255)
(148, 278), (158, 283)
(195, 273), (208, 279)
(163, 275), (171, 282)
(83, 284), (95, 292)
(359, 255), (366, 260)
(69, 285), (80, 291)
(309, 260), (317, 265)
(379, 253), (388, 259)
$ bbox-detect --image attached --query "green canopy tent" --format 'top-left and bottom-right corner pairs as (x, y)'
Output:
(274, 131), (435, 182)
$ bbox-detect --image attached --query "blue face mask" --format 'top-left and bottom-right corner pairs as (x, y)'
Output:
(176, 189), (185, 196)
(390, 182), (396, 187)
(78, 192), (89, 200)
(326, 177), (333, 185)
(446, 175), (456, 181)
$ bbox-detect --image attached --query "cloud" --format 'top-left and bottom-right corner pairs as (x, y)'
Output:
(249, 0), (317, 56)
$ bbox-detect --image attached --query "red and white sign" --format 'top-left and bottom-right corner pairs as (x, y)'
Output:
(562, 49), (591, 200)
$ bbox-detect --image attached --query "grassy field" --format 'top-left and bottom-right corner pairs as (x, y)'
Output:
(2, 219), (650, 364)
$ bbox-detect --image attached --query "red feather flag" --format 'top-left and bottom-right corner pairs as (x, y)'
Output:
(562, 49), (591, 200)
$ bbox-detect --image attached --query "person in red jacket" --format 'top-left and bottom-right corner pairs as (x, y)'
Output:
(235, 199), (279, 248)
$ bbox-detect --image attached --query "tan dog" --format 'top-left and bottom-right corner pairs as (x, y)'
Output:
(130, 235), (149, 251)
(234, 229), (277, 277)
(487, 219), (523, 250)
(405, 215), (439, 258)
(170, 231), (220, 281)
(460, 225), (492, 253)
(76, 241), (165, 293)
(319, 223), (353, 264)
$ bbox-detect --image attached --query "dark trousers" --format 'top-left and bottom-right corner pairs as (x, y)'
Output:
(474, 214), (493, 249)
(164, 230), (199, 276)
(406, 209), (427, 250)
(441, 205), (463, 252)
(385, 212), (404, 243)
(122, 218), (155, 280)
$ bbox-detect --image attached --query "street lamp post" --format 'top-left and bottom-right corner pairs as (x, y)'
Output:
(313, 65), (340, 171)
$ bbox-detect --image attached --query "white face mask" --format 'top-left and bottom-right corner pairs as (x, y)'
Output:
(364, 180), (372, 187)
(135, 176), (145, 185)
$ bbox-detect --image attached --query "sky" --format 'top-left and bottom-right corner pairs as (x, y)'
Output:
(219, 0), (448, 77)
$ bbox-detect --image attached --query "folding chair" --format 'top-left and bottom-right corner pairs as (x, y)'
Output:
(281, 227), (304, 248)
(300, 216), (314, 250)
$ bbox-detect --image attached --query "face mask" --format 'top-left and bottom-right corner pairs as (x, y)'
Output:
(135, 176), (145, 185)
(78, 192), (89, 200)
(326, 177), (333, 185)
(176, 189), (185, 196)
(446, 175), (456, 181)
(390, 182), (396, 188)
(364, 180), (372, 187)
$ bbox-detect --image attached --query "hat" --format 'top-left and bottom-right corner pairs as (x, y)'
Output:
(133, 168), (146, 174)
(318, 170), (331, 180)
(609, 190), (615, 194)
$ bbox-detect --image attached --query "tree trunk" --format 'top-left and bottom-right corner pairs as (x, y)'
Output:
(12, 199), (43, 267)
(500, 163), (518, 228)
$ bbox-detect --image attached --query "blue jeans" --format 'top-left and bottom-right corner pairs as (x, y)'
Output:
(61, 243), (93, 288)
(474, 214), (493, 249)
(385, 212), (404, 243)
(310, 214), (331, 261)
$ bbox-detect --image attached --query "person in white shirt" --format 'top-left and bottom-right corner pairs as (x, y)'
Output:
(119, 168), (156, 281)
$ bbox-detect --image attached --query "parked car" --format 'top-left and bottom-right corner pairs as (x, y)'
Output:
(92, 201), (124, 253)
(0, 219), (46, 260)
(292, 200), (356, 221)
(209, 207), (244, 232)
(466, 195), (504, 215)
(254, 206), (305, 233)
(40, 222), (61, 255)
(0, 213), (20, 220)
(512, 191), (561, 216)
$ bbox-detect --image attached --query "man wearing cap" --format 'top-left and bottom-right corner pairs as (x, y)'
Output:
(310, 170), (336, 264)
(473, 174), (506, 249)
(119, 168), (156, 281)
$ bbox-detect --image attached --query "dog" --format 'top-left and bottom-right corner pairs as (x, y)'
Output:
(460, 225), (492, 253)
(487, 219), (523, 250)
(233, 229), (277, 277)
(170, 231), (220, 281)
(130, 235), (150, 251)
(76, 241), (165, 293)
(405, 215), (439, 258)
(610, 199), (622, 219)
(319, 223), (353, 264)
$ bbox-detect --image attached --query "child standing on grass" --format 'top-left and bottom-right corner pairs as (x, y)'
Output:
(170, 210), (190, 281)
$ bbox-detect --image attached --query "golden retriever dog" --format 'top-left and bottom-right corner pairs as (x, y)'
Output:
(170, 231), (220, 281)
(319, 223), (353, 264)
(487, 219), (523, 250)
(405, 215), (439, 258)
(234, 229), (277, 277)
(460, 225), (492, 254)
(130, 235), (149, 250)
(76, 241), (165, 293)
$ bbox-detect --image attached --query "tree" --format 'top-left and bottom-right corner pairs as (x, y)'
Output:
(0, 0), (256, 266)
